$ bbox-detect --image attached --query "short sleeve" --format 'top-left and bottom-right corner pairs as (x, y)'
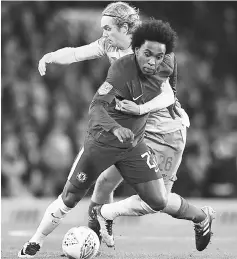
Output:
(92, 61), (126, 104)
(106, 60), (127, 92)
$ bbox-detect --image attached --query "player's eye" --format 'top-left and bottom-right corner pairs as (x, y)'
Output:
(105, 26), (111, 31)
(156, 55), (163, 60)
(144, 52), (150, 57)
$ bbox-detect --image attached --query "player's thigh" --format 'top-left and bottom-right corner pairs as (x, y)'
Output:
(68, 138), (118, 190)
(144, 128), (186, 193)
(116, 142), (168, 210)
(155, 146), (183, 192)
(95, 165), (123, 189)
(116, 141), (162, 185)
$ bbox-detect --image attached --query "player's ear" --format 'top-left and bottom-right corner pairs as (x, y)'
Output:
(121, 23), (129, 34)
(134, 47), (139, 56)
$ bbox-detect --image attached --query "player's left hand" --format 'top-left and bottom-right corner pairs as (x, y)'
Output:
(115, 100), (140, 115)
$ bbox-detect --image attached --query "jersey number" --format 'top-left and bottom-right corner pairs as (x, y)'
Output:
(159, 155), (173, 171)
(141, 151), (159, 172)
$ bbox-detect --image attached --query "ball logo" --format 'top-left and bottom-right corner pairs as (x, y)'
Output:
(76, 172), (87, 183)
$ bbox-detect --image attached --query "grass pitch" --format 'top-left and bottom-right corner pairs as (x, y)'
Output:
(1, 198), (237, 259)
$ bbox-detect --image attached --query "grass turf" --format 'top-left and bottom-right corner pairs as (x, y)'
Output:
(2, 198), (237, 259)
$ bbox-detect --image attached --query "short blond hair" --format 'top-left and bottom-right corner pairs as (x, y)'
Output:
(102, 1), (140, 34)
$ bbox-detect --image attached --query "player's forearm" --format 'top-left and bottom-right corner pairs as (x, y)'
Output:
(42, 48), (79, 65)
(43, 42), (103, 65)
(89, 101), (122, 132)
(139, 81), (175, 115)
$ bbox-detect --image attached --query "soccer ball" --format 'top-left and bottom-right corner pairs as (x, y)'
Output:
(62, 226), (100, 259)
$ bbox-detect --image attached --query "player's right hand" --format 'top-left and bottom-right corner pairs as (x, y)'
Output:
(38, 53), (51, 76)
(112, 127), (134, 143)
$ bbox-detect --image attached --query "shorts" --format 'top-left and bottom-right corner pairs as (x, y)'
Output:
(144, 127), (187, 193)
(68, 135), (162, 189)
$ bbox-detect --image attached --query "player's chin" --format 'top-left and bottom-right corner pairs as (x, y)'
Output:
(143, 67), (156, 75)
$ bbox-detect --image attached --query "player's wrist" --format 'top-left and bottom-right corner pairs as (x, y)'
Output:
(138, 104), (149, 115)
(111, 126), (121, 134)
(138, 105), (142, 115)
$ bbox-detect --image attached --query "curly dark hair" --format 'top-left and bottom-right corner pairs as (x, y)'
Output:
(131, 19), (178, 54)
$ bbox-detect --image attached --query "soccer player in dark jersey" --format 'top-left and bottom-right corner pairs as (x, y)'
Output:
(37, 2), (214, 252)
(18, 19), (214, 258)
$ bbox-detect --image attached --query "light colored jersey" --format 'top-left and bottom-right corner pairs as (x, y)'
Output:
(79, 37), (189, 134)
(146, 108), (183, 134)
(75, 37), (133, 64)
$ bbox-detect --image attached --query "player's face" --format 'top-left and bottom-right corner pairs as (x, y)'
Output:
(135, 41), (166, 75)
(101, 15), (127, 48)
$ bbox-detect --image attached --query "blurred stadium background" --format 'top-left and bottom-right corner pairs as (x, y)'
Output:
(1, 1), (237, 258)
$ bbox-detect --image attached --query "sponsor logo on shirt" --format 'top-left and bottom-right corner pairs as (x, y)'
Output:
(132, 94), (143, 101)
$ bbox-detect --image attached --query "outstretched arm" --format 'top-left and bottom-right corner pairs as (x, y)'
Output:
(138, 79), (174, 115)
(38, 39), (106, 76)
(116, 79), (174, 115)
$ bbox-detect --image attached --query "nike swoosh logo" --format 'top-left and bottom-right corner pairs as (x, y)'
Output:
(132, 94), (143, 101)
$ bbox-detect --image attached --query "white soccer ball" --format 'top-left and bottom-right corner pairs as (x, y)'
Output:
(62, 226), (100, 259)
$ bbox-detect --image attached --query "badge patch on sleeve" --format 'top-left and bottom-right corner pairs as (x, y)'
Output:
(98, 82), (113, 95)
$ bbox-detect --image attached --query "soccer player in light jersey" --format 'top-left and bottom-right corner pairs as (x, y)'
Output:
(18, 3), (214, 258)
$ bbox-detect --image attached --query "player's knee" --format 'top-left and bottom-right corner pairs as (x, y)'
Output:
(61, 181), (88, 208)
(146, 193), (168, 211)
(154, 196), (168, 211)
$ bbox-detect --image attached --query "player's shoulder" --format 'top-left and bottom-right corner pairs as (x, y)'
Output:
(109, 54), (137, 78)
(112, 54), (135, 67)
(158, 52), (176, 76)
(162, 52), (176, 69)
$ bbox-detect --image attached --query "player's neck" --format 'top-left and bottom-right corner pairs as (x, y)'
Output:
(120, 35), (132, 50)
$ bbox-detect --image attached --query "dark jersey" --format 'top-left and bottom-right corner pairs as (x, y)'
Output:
(88, 54), (174, 148)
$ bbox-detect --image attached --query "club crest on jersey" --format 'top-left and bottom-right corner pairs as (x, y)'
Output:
(76, 172), (87, 183)
(98, 82), (113, 95)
